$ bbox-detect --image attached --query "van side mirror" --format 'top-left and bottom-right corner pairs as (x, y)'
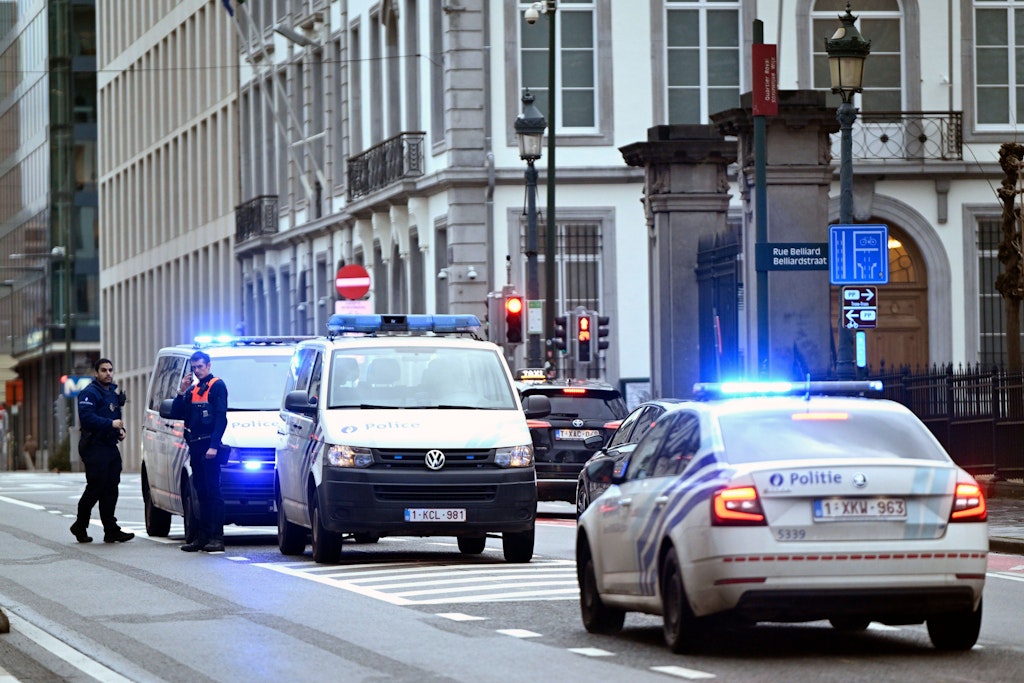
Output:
(284, 390), (317, 415)
(158, 398), (176, 419)
(522, 394), (551, 419)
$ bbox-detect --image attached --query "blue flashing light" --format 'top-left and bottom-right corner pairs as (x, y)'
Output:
(693, 380), (884, 400)
(242, 460), (263, 471)
(327, 314), (481, 335)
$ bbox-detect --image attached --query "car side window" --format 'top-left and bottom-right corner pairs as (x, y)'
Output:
(308, 352), (323, 403)
(607, 406), (643, 448)
(647, 411), (700, 478)
(629, 406), (663, 446)
(148, 355), (187, 411)
(624, 414), (674, 481)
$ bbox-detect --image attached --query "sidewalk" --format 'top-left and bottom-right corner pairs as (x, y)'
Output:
(981, 477), (1024, 554)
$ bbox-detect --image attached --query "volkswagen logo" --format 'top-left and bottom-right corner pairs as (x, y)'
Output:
(572, 419), (585, 428)
(852, 473), (868, 488)
(424, 449), (446, 471)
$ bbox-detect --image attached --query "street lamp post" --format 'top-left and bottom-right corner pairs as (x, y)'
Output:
(825, 3), (870, 380)
(515, 89), (547, 368)
(524, 1), (557, 372)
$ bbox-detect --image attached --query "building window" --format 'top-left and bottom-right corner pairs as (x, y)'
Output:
(519, 0), (597, 132)
(974, 0), (1024, 128)
(977, 216), (1024, 367)
(665, 0), (741, 124)
(810, 0), (902, 111)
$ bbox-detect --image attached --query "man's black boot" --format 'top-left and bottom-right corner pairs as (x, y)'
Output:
(201, 539), (225, 552)
(104, 530), (135, 543)
(70, 523), (93, 543)
(180, 539), (207, 552)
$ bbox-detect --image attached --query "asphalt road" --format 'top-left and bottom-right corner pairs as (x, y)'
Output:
(2, 472), (1024, 683)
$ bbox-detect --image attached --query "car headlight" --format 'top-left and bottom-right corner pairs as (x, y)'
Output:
(325, 444), (373, 468)
(495, 444), (534, 468)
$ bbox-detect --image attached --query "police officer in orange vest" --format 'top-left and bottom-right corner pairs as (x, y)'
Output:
(172, 350), (228, 552)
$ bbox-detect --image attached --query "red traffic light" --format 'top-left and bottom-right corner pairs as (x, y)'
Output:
(505, 297), (523, 314)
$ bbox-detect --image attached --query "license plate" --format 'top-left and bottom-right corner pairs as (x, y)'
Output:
(555, 428), (601, 440)
(813, 497), (907, 521)
(404, 508), (466, 522)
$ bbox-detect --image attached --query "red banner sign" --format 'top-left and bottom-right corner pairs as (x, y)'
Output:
(752, 43), (778, 117)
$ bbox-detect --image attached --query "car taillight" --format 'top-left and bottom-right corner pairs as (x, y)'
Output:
(949, 482), (987, 522)
(603, 420), (622, 431)
(526, 419), (551, 429)
(712, 486), (766, 526)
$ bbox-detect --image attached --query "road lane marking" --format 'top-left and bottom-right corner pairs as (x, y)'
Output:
(988, 571), (1024, 583)
(436, 612), (486, 621)
(496, 629), (541, 638)
(254, 558), (579, 605)
(568, 647), (614, 657)
(0, 496), (46, 510)
(650, 665), (716, 679)
(5, 612), (133, 683)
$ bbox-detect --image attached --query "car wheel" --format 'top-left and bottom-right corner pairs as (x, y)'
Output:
(661, 551), (701, 654)
(578, 551), (625, 634)
(502, 527), (534, 563)
(277, 490), (307, 556)
(142, 475), (171, 537)
(353, 533), (380, 544)
(182, 477), (200, 544)
(829, 617), (871, 632)
(458, 535), (486, 555)
(310, 497), (342, 564)
(575, 483), (590, 519)
(927, 599), (982, 651)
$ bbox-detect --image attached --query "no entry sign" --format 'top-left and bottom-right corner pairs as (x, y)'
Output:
(336, 264), (371, 300)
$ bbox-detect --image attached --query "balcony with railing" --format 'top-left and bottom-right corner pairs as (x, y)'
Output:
(347, 131), (426, 201)
(235, 195), (279, 244)
(835, 111), (962, 162)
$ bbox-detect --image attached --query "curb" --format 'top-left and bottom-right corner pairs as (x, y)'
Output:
(989, 536), (1024, 555)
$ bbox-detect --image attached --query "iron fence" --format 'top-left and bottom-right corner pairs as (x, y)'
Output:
(864, 364), (1024, 479)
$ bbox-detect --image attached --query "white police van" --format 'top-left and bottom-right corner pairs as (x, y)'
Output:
(141, 335), (311, 541)
(275, 314), (551, 563)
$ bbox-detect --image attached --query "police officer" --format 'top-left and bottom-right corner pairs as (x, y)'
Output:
(172, 350), (228, 552)
(71, 358), (134, 543)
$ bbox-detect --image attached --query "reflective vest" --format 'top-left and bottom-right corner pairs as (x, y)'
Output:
(188, 377), (221, 440)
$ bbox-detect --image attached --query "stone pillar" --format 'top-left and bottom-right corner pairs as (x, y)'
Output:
(714, 91), (840, 379)
(621, 125), (735, 399)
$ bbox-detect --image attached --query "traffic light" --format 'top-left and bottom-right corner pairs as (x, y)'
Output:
(596, 315), (610, 351)
(553, 315), (568, 352)
(576, 312), (592, 364)
(505, 295), (524, 344)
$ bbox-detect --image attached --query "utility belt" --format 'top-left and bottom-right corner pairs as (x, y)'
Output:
(186, 432), (212, 445)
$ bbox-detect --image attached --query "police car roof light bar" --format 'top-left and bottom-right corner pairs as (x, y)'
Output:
(692, 380), (884, 400)
(326, 313), (481, 337)
(192, 335), (315, 348)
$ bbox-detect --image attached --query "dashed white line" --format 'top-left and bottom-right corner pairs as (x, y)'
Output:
(650, 664), (716, 679)
(496, 628), (542, 638)
(436, 612), (486, 622)
(568, 647), (614, 657)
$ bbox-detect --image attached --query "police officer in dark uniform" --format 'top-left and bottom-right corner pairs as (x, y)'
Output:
(71, 358), (134, 543)
(172, 350), (228, 552)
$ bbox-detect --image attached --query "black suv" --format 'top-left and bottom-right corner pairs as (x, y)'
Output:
(517, 378), (629, 502)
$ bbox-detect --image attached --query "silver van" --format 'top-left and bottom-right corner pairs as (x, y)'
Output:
(140, 336), (310, 541)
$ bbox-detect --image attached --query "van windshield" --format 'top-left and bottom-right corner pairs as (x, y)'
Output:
(211, 356), (294, 410)
(327, 346), (518, 410)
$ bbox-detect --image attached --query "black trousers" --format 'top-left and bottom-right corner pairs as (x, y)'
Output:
(76, 446), (122, 533)
(190, 446), (225, 543)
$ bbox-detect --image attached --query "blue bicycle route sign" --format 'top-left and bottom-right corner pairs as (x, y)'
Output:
(829, 224), (889, 285)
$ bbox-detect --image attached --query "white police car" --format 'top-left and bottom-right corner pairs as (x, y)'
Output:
(141, 335), (310, 541)
(575, 381), (988, 652)
(275, 314), (550, 564)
